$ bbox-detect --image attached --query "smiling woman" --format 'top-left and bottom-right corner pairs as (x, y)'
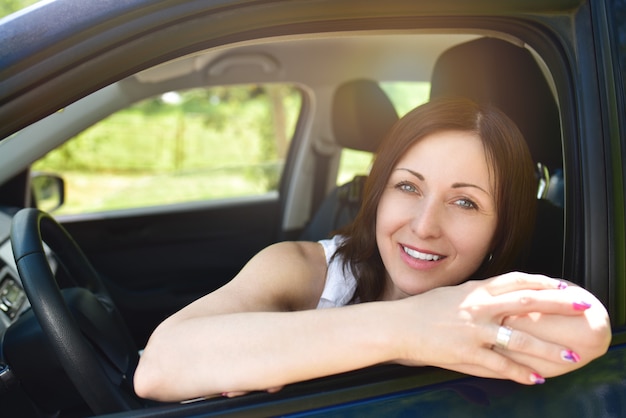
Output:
(375, 130), (498, 299)
(134, 98), (610, 402)
(336, 97), (537, 303)
(0, 0), (624, 416)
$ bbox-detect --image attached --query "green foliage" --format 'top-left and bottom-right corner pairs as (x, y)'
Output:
(36, 85), (300, 173)
(0, 0), (40, 18)
(33, 84), (302, 214)
(380, 81), (430, 117)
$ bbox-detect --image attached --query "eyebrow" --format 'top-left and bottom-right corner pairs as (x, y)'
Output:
(395, 168), (492, 196)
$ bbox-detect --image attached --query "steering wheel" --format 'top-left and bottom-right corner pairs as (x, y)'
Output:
(10, 208), (143, 414)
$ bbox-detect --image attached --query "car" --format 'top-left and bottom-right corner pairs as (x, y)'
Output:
(0, 0), (624, 416)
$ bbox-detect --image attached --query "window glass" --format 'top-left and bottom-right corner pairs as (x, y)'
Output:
(336, 82), (430, 185)
(32, 84), (302, 214)
(0, 0), (39, 19)
(380, 81), (431, 117)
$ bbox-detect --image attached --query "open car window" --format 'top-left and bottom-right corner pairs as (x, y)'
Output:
(32, 83), (302, 215)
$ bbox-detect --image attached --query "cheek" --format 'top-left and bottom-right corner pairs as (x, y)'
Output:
(449, 217), (497, 262)
(374, 201), (389, 249)
(375, 193), (407, 236)
(375, 194), (400, 254)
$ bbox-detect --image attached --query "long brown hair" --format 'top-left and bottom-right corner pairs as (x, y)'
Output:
(334, 97), (537, 302)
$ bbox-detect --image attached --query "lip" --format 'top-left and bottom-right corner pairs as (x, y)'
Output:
(398, 243), (446, 270)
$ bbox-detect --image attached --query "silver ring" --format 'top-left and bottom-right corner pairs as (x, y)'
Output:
(495, 326), (513, 349)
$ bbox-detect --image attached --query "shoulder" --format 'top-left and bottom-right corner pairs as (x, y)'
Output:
(244, 241), (327, 282)
(258, 240), (326, 265)
(173, 240), (329, 319)
(317, 235), (347, 261)
(228, 240), (329, 311)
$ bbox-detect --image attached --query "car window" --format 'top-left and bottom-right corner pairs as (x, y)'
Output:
(0, 0), (39, 19)
(32, 84), (302, 215)
(336, 81), (430, 185)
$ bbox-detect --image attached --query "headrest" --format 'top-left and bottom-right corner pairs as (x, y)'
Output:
(430, 37), (562, 169)
(332, 79), (399, 153)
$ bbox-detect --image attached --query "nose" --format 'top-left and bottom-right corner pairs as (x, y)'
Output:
(411, 198), (442, 239)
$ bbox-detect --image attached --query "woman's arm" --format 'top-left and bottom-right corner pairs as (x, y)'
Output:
(135, 254), (604, 402)
(136, 298), (407, 401)
(135, 241), (409, 401)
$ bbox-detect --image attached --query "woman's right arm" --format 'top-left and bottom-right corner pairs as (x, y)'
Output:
(133, 241), (406, 401)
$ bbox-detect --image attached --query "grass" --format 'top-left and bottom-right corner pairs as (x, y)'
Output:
(56, 169), (276, 213)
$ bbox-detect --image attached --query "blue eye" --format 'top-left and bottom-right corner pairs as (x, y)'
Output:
(395, 181), (418, 193)
(455, 198), (477, 210)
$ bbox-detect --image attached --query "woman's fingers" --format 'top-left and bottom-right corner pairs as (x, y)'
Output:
(464, 324), (579, 384)
(469, 347), (547, 385)
(474, 288), (593, 318)
(266, 386), (284, 393)
(430, 322), (578, 383)
(221, 391), (249, 398)
(482, 272), (568, 296)
(488, 324), (581, 366)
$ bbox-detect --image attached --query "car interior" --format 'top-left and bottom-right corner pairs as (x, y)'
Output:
(302, 37), (564, 277)
(0, 28), (569, 416)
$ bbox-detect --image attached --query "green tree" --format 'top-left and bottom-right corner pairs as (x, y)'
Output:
(0, 0), (40, 19)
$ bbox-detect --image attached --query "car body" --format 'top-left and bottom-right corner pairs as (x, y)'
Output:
(0, 0), (625, 416)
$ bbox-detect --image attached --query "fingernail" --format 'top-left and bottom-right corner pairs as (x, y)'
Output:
(557, 281), (568, 290)
(561, 349), (581, 363)
(222, 392), (229, 397)
(573, 301), (592, 311)
(530, 373), (545, 384)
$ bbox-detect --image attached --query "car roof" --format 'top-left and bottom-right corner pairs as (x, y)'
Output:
(1, 0), (577, 136)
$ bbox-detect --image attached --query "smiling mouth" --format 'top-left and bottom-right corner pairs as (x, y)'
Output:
(402, 246), (444, 261)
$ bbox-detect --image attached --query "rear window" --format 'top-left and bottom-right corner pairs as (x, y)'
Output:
(336, 81), (430, 185)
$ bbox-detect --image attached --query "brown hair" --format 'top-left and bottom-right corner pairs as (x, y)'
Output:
(334, 97), (537, 302)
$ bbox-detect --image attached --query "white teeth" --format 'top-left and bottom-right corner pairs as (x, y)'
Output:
(403, 246), (441, 261)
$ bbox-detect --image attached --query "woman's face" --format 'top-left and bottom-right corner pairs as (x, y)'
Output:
(376, 130), (498, 300)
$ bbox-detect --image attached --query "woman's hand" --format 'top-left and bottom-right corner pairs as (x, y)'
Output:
(392, 272), (611, 384)
(498, 281), (611, 377)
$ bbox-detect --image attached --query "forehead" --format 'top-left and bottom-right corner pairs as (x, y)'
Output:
(390, 130), (496, 195)
(396, 130), (489, 170)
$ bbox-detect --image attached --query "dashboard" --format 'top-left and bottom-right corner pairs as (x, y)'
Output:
(0, 210), (31, 345)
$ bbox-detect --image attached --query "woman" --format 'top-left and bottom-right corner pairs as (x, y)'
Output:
(134, 98), (611, 402)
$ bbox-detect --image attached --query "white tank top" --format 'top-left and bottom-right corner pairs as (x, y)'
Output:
(316, 235), (358, 308)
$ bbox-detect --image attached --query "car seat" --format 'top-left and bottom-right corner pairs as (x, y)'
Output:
(299, 79), (398, 241)
(429, 37), (564, 276)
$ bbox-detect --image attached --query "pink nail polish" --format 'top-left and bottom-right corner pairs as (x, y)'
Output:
(561, 349), (581, 363)
(573, 301), (592, 311)
(530, 373), (545, 384)
(557, 281), (568, 290)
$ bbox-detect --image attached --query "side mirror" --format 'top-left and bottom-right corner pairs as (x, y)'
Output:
(31, 172), (65, 213)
